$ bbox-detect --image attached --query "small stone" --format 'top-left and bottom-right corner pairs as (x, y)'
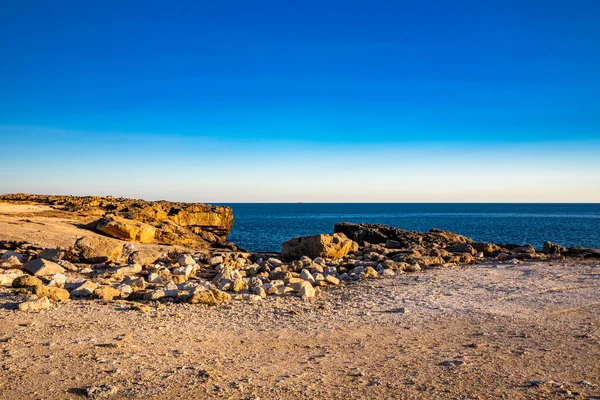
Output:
(212, 289), (232, 303)
(116, 284), (133, 298)
(178, 254), (196, 266)
(325, 275), (340, 285)
(1, 255), (22, 269)
(163, 281), (179, 297)
(313, 257), (325, 265)
(0, 270), (23, 286)
(33, 285), (70, 301)
(144, 290), (165, 300)
(406, 264), (421, 272)
(512, 244), (536, 254)
(293, 281), (315, 298)
(382, 269), (396, 277)
(112, 264), (142, 276)
(188, 289), (217, 305)
(23, 258), (66, 276)
(18, 296), (51, 312)
(208, 255), (224, 266)
(542, 241), (566, 254)
(147, 273), (163, 284)
(350, 266), (365, 275)
(12, 275), (43, 288)
(267, 258), (283, 267)
(124, 277), (146, 290)
(49, 273), (67, 286)
(38, 248), (65, 261)
(243, 293), (263, 303)
(70, 281), (98, 297)
(231, 278), (248, 292)
(93, 286), (121, 300)
(252, 286), (267, 298)
(1, 251), (24, 263)
(362, 267), (378, 279)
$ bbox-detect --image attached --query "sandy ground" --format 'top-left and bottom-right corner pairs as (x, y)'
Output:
(1, 259), (599, 399)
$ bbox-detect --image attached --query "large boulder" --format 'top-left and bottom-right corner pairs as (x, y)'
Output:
(23, 258), (66, 276)
(282, 233), (358, 260)
(75, 236), (123, 263)
(94, 215), (156, 243)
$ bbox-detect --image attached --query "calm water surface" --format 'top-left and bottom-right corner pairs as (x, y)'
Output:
(219, 203), (600, 252)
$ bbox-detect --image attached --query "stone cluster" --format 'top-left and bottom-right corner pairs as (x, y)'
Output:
(1, 221), (597, 312)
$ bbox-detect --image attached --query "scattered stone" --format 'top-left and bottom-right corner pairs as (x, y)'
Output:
(178, 254), (196, 266)
(293, 281), (316, 298)
(93, 286), (122, 300)
(38, 248), (65, 261)
(75, 236), (123, 263)
(12, 275), (43, 288)
(33, 285), (70, 301)
(129, 248), (162, 265)
(23, 258), (66, 276)
(512, 244), (536, 254)
(18, 296), (51, 312)
(208, 255), (224, 266)
(543, 241), (567, 254)
(362, 267), (378, 279)
(70, 281), (98, 297)
(231, 278), (248, 292)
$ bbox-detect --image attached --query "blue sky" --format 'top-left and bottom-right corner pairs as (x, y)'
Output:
(1, 0), (599, 202)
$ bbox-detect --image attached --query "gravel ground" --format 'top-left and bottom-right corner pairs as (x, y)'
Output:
(1, 259), (599, 399)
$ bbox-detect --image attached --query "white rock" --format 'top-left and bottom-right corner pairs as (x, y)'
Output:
(147, 273), (163, 284)
(163, 281), (179, 297)
(178, 254), (196, 266)
(23, 258), (65, 276)
(18, 296), (51, 312)
(116, 284), (133, 298)
(0, 270), (23, 286)
(382, 269), (396, 277)
(267, 258), (283, 267)
(64, 277), (88, 290)
(300, 269), (315, 285)
(1, 251), (24, 263)
(70, 281), (98, 297)
(208, 256), (224, 266)
(313, 257), (326, 265)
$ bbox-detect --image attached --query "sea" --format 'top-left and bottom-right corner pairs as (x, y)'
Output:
(221, 203), (600, 253)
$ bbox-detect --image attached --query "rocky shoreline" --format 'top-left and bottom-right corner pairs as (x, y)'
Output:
(1, 194), (598, 313)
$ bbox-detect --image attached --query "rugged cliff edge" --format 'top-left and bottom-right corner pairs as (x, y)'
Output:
(0, 194), (234, 248)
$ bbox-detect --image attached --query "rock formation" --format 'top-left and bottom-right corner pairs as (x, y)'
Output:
(0, 194), (234, 248)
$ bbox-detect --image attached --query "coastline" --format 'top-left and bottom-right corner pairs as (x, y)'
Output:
(0, 195), (599, 398)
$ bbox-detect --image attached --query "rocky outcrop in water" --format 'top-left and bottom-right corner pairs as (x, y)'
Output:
(334, 222), (472, 248)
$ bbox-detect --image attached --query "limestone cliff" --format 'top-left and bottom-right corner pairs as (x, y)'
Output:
(0, 194), (234, 248)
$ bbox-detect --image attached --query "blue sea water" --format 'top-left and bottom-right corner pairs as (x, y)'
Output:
(221, 203), (600, 253)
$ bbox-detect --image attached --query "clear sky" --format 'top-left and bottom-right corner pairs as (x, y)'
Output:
(1, 0), (599, 202)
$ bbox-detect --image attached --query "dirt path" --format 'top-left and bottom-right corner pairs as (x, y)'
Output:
(1, 260), (599, 399)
